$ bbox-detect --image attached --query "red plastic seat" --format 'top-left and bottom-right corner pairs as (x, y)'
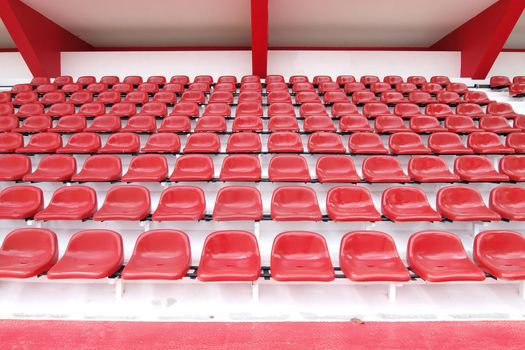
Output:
(124, 92), (149, 105)
(331, 102), (358, 117)
(446, 82), (468, 95)
(428, 132), (473, 154)
(489, 186), (525, 220)
(122, 154), (168, 182)
(339, 115), (372, 132)
(307, 132), (345, 153)
(444, 115), (480, 133)
(510, 83), (525, 97)
(289, 75), (309, 84)
(268, 115), (299, 132)
(268, 155), (310, 182)
(408, 91), (433, 105)
(170, 154), (214, 181)
(313, 75), (332, 85)
(437, 91), (461, 104)
(121, 230), (191, 280)
(271, 231), (334, 282)
(474, 230), (525, 279)
(514, 76), (525, 84)
(506, 132), (525, 153)
(71, 155), (122, 182)
(46, 230), (123, 279)
(47, 103), (75, 117)
(487, 102), (520, 118)
(394, 103), (421, 117)
(337, 75), (356, 85)
(213, 186), (262, 221)
(78, 102), (106, 117)
(24, 154), (75, 181)
(348, 132), (388, 154)
(0, 132), (23, 152)
(266, 75), (286, 84)
(170, 75), (190, 85)
(152, 186), (206, 221)
(84, 115), (121, 132)
(112, 83), (134, 94)
(409, 116), (446, 133)
(326, 186), (381, 221)
(97, 91), (121, 104)
(14, 115), (51, 133)
(16, 132), (62, 153)
(295, 92), (321, 104)
(86, 83), (108, 94)
(17, 103), (45, 116)
(380, 91), (405, 104)
(109, 102), (137, 117)
(123, 76), (143, 86)
(57, 133), (101, 154)
(382, 187), (441, 221)
(99, 132), (140, 153)
(226, 132), (261, 153)
(467, 132), (514, 154)
(499, 155), (525, 181)
(479, 116), (517, 133)
(188, 82), (210, 93)
(76, 75), (96, 85)
(68, 91), (92, 105)
(158, 116), (191, 132)
(425, 103), (453, 117)
(395, 83), (418, 94)
(147, 75), (167, 84)
(268, 103), (295, 117)
(35, 186), (97, 220)
(238, 92), (262, 103)
(232, 116), (263, 132)
(195, 116), (226, 132)
(41, 92), (66, 105)
(240, 82), (261, 92)
(374, 115), (408, 133)
(408, 156), (459, 182)
(236, 102), (263, 117)
(0, 154), (31, 180)
(0, 103), (13, 116)
(34, 84), (57, 94)
(407, 76), (427, 86)
(138, 102), (167, 117)
(299, 103), (328, 117)
(292, 82), (315, 93)
(141, 133), (180, 153)
(318, 82), (341, 93)
(323, 91), (349, 104)
(340, 231), (410, 282)
(267, 132), (303, 152)
(454, 155), (509, 182)
(197, 230), (260, 282)
(218, 75), (237, 84)
(490, 76), (511, 88)
(209, 91), (233, 104)
(464, 91), (491, 104)
(0, 228), (58, 278)
(431, 75), (451, 86)
(94, 185), (150, 221)
(50, 115), (86, 133)
(60, 83), (82, 94)
(0, 186), (43, 219)
(10, 84), (32, 94)
(362, 156), (410, 182)
(137, 83), (159, 94)
(100, 76), (119, 85)
(171, 102), (200, 117)
(316, 155), (359, 183)
(271, 186), (322, 221)
(203, 103), (230, 117)
(370, 82), (392, 94)
(121, 116), (156, 132)
(220, 154), (261, 181)
(183, 133), (220, 153)
(162, 83), (184, 93)
(0, 115), (18, 132)
(360, 75), (380, 86)
(389, 132), (430, 154)
(13, 92), (38, 105)
(363, 103), (391, 117)
(352, 91), (377, 105)
(407, 231), (485, 282)
(437, 186), (501, 221)
(267, 91), (291, 104)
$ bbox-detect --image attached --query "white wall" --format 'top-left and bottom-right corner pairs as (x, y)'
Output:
(488, 52), (525, 77)
(0, 52), (32, 85)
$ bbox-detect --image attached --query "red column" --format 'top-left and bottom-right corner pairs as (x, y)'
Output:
(251, 0), (268, 78)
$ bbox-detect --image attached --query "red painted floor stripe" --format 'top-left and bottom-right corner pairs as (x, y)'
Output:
(1, 320), (524, 349)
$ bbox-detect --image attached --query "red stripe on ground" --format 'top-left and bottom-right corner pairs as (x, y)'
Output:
(1, 320), (524, 350)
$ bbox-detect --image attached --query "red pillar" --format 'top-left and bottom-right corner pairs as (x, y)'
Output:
(251, 0), (268, 78)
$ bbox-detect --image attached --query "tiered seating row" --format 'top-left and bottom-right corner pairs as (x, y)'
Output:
(489, 75), (525, 97)
(1, 228), (524, 283)
(0, 184), (522, 222)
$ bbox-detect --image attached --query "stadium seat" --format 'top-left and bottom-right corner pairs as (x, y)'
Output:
(380, 91), (405, 104)
(463, 91), (491, 105)
(421, 83), (442, 95)
(436, 186), (501, 221)
(35, 186), (97, 220)
(408, 92), (433, 105)
(428, 132), (473, 154)
(121, 116), (157, 132)
(238, 92), (262, 103)
(268, 103), (295, 117)
(313, 75), (332, 85)
(220, 154), (261, 181)
(0, 154), (31, 180)
(467, 132), (514, 154)
(374, 115), (408, 133)
(348, 132), (388, 154)
(344, 82), (367, 94)
(289, 76), (309, 84)
(382, 187), (441, 221)
(202, 103), (230, 117)
(184, 132), (222, 153)
(407, 156), (459, 182)
(299, 103), (328, 117)
(97, 91), (121, 104)
(77, 76), (97, 86)
(0, 228), (58, 278)
(444, 115), (480, 133)
(337, 75), (356, 85)
(487, 102), (520, 118)
(61, 83), (83, 94)
(339, 115), (372, 132)
(57, 133), (101, 153)
(11, 84), (32, 93)
(268, 155), (310, 182)
(362, 103), (390, 117)
(268, 115), (299, 132)
(138, 102), (167, 117)
(360, 75), (380, 86)
(41, 92), (66, 105)
(339, 231), (410, 282)
(509, 83), (525, 97)
(93, 185), (150, 221)
(137, 83), (159, 95)
(271, 231), (334, 282)
(490, 76), (512, 88)
(71, 155), (122, 182)
(68, 91), (93, 105)
(236, 102), (263, 117)
(112, 83), (134, 94)
(124, 92), (149, 105)
(271, 186), (322, 221)
(479, 116), (518, 133)
(499, 155), (525, 181)
(50, 115), (86, 133)
(141, 133), (180, 153)
(266, 75), (286, 84)
(100, 76), (120, 85)
(514, 76), (525, 84)
(46, 230), (123, 279)
(16, 132), (62, 153)
(491, 183), (521, 220)
(152, 186), (206, 221)
(170, 154), (214, 181)
(32, 83), (56, 93)
(171, 102), (199, 117)
(506, 132), (525, 152)
(122, 154), (168, 182)
(170, 75), (190, 85)
(407, 231), (485, 282)
(331, 102), (359, 117)
(121, 230), (191, 280)
(425, 103), (453, 118)
(474, 230), (525, 279)
(395, 83), (418, 94)
(54, 75), (73, 86)
(47, 103), (75, 117)
(307, 132), (345, 153)
(162, 83), (184, 93)
(409, 116), (446, 133)
(197, 230), (260, 282)
(99, 132), (141, 153)
(78, 102), (106, 117)
(240, 82), (262, 92)
(394, 103), (422, 117)
(0, 132), (23, 152)
(407, 76), (427, 86)
(436, 91), (461, 104)
(13, 92), (38, 105)
(84, 115), (121, 132)
(370, 82), (392, 94)
(389, 132), (430, 154)
(213, 186), (262, 221)
(454, 156), (509, 182)
(315, 155), (360, 182)
(326, 186), (381, 221)
(292, 82), (315, 93)
(352, 91), (377, 105)
(209, 91), (234, 104)
(158, 116), (191, 132)
(24, 154), (76, 181)
(0, 185), (43, 219)
(362, 156), (410, 182)
(17, 103), (45, 116)
(267, 132), (303, 152)
(430, 76), (451, 86)
(266, 83), (288, 93)
(0, 115), (18, 132)
(194, 116), (227, 132)
(323, 91), (349, 104)
(318, 82), (341, 93)
(267, 91), (292, 104)
(295, 92), (321, 104)
(218, 76), (237, 84)
(446, 82), (468, 95)
(232, 116), (263, 132)
(14, 115), (51, 133)
(226, 132), (262, 153)
(124, 76), (143, 86)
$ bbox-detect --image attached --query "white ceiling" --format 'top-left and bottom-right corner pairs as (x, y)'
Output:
(0, 0), (523, 49)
